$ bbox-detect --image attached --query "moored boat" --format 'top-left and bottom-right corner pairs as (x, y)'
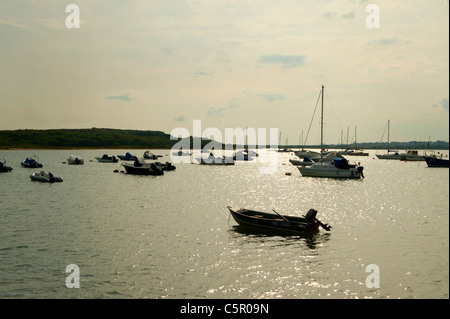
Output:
(117, 152), (136, 161)
(0, 160), (13, 172)
(155, 161), (176, 171)
(424, 155), (449, 167)
(95, 154), (119, 163)
(143, 151), (162, 159)
(340, 149), (369, 156)
(376, 120), (401, 160)
(227, 206), (331, 234)
(296, 85), (364, 179)
(299, 158), (364, 178)
(195, 153), (235, 165)
(30, 171), (63, 183)
(233, 150), (258, 161)
(67, 155), (84, 165)
(376, 151), (401, 160)
(21, 156), (43, 168)
(121, 157), (164, 175)
(400, 150), (425, 161)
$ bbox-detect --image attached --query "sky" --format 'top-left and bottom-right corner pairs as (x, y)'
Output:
(0, 0), (448, 145)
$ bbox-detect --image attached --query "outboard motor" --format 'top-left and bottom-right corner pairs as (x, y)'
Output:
(304, 209), (318, 222)
(357, 166), (364, 178)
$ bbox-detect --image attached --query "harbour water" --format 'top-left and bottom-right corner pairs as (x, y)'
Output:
(0, 149), (448, 299)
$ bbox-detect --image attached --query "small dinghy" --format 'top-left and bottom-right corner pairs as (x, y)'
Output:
(30, 171), (63, 183)
(227, 206), (331, 234)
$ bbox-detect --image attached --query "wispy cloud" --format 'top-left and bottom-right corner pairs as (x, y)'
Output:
(341, 11), (355, 19)
(105, 93), (137, 101)
(439, 98), (449, 112)
(323, 12), (336, 19)
(206, 107), (225, 117)
(228, 97), (238, 108)
(432, 97), (448, 112)
(259, 54), (306, 69)
(257, 94), (285, 102)
(195, 69), (214, 76)
(366, 37), (407, 47)
(174, 115), (185, 122)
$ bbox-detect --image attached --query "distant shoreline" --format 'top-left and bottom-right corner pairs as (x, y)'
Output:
(1, 128), (448, 150)
(1, 146), (448, 151)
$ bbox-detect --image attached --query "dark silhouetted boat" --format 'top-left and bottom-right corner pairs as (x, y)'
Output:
(21, 156), (43, 168)
(227, 206), (331, 234)
(0, 160), (13, 173)
(424, 155), (449, 167)
(121, 157), (164, 175)
(117, 152), (136, 161)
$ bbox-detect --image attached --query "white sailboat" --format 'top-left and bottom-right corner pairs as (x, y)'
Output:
(376, 120), (401, 160)
(298, 85), (364, 179)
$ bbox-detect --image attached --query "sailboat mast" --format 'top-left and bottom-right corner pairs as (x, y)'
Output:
(320, 85), (324, 161)
(387, 119), (390, 150)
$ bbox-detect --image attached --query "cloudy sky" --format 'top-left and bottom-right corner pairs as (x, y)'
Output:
(0, 0), (448, 144)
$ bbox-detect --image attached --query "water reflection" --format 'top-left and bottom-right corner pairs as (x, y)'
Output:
(228, 225), (331, 249)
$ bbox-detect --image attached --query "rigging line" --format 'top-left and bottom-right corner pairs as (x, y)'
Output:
(325, 91), (343, 132)
(379, 121), (388, 143)
(303, 89), (322, 147)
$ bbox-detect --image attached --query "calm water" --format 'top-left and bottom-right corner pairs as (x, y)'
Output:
(0, 149), (448, 299)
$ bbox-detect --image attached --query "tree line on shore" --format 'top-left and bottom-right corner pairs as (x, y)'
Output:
(0, 128), (448, 150)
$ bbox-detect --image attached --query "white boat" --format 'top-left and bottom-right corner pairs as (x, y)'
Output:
(30, 171), (63, 183)
(233, 150), (258, 161)
(289, 158), (314, 166)
(340, 126), (369, 156)
(195, 152), (235, 165)
(400, 150), (425, 161)
(95, 154), (118, 163)
(297, 85), (364, 179)
(376, 152), (401, 160)
(299, 158), (364, 178)
(294, 149), (320, 158)
(143, 151), (162, 159)
(340, 149), (369, 156)
(376, 120), (401, 160)
(67, 155), (84, 165)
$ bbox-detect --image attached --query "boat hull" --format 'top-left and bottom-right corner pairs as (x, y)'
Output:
(298, 163), (363, 179)
(196, 157), (235, 165)
(96, 158), (119, 163)
(1, 161), (13, 172)
(30, 172), (63, 183)
(424, 156), (449, 167)
(122, 163), (164, 175)
(0, 166), (13, 172)
(376, 154), (401, 160)
(227, 207), (320, 234)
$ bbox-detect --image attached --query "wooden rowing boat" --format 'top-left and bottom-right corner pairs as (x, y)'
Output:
(227, 206), (331, 234)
